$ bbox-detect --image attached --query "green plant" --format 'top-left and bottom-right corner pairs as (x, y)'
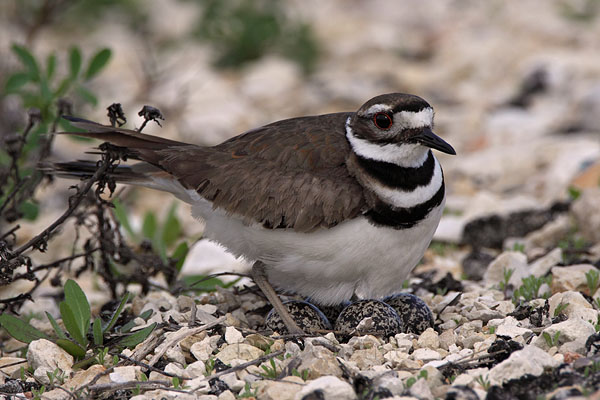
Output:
(32, 385), (45, 400)
(586, 269), (600, 295)
(405, 370), (428, 388)
(172, 376), (187, 389)
(488, 326), (496, 334)
(259, 358), (278, 379)
(553, 302), (569, 317)
(542, 331), (561, 347)
(584, 360), (600, 377)
(190, 0), (319, 73)
(499, 268), (514, 292)
(46, 368), (66, 386)
(0, 279), (155, 360)
(1, 44), (111, 222)
(475, 374), (491, 391)
(205, 358), (216, 375)
(239, 382), (258, 398)
(291, 368), (309, 381)
(511, 242), (526, 253)
(512, 275), (552, 304)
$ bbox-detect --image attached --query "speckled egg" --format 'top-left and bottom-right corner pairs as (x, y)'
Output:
(313, 301), (349, 325)
(383, 293), (434, 335)
(265, 300), (332, 334)
(334, 299), (404, 340)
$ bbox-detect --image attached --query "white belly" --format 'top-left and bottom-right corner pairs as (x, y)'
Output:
(189, 192), (444, 306)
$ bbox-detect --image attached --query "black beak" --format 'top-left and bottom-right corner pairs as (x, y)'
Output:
(414, 128), (456, 155)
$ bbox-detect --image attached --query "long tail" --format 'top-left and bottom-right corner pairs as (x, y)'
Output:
(44, 116), (194, 199)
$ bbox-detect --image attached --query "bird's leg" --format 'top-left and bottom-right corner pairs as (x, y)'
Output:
(251, 261), (304, 335)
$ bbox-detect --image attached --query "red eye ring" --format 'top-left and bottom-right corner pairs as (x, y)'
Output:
(373, 112), (393, 130)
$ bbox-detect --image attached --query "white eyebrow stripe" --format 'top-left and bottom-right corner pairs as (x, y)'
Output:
(394, 107), (434, 130)
(362, 104), (391, 115)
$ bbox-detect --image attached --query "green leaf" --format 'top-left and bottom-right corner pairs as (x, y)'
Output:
(172, 242), (189, 273)
(0, 314), (49, 343)
(103, 292), (130, 334)
(54, 77), (73, 98)
(117, 323), (156, 347)
(162, 204), (181, 247)
(11, 44), (39, 81)
(120, 309), (152, 333)
(112, 198), (136, 239)
(56, 339), (86, 359)
(69, 47), (82, 78)
(64, 280), (91, 342)
(142, 212), (158, 240)
(4, 72), (31, 93)
(76, 85), (98, 106)
(59, 301), (87, 347)
(18, 201), (38, 221)
(93, 319), (103, 346)
(85, 48), (111, 80)
(45, 312), (67, 340)
(46, 53), (56, 80)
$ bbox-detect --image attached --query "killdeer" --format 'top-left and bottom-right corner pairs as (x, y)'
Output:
(54, 93), (455, 334)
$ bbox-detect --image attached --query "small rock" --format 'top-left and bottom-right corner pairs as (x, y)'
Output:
(297, 343), (343, 379)
(548, 291), (594, 319)
(407, 376), (434, 399)
(185, 360), (206, 378)
(439, 330), (457, 351)
(488, 345), (560, 385)
(256, 376), (303, 400)
(219, 372), (245, 393)
(551, 264), (598, 294)
(534, 317), (595, 353)
(484, 251), (528, 288)
(529, 247), (562, 277)
(490, 316), (533, 339)
(350, 347), (384, 370)
(27, 339), (73, 385)
(216, 344), (264, 365)
(524, 214), (572, 252)
(294, 376), (357, 400)
(417, 328), (440, 349)
(217, 390), (236, 400)
(571, 187), (600, 243)
(110, 366), (142, 383)
(190, 336), (220, 362)
(413, 348), (442, 362)
(224, 326), (243, 344)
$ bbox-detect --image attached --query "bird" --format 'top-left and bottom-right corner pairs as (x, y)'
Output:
(52, 93), (455, 334)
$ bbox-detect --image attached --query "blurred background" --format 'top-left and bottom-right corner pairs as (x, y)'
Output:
(1, 0), (600, 291)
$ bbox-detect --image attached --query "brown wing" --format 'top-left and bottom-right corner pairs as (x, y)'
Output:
(154, 113), (365, 232)
(61, 113), (366, 232)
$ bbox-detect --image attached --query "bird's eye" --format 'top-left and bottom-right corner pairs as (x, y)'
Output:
(373, 113), (392, 130)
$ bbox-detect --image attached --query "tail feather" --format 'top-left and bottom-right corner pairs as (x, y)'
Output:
(60, 115), (187, 150)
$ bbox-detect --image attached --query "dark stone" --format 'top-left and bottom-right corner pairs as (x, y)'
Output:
(208, 378), (229, 395)
(445, 385), (479, 400)
(462, 250), (496, 281)
(462, 202), (570, 249)
(586, 333), (600, 357)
